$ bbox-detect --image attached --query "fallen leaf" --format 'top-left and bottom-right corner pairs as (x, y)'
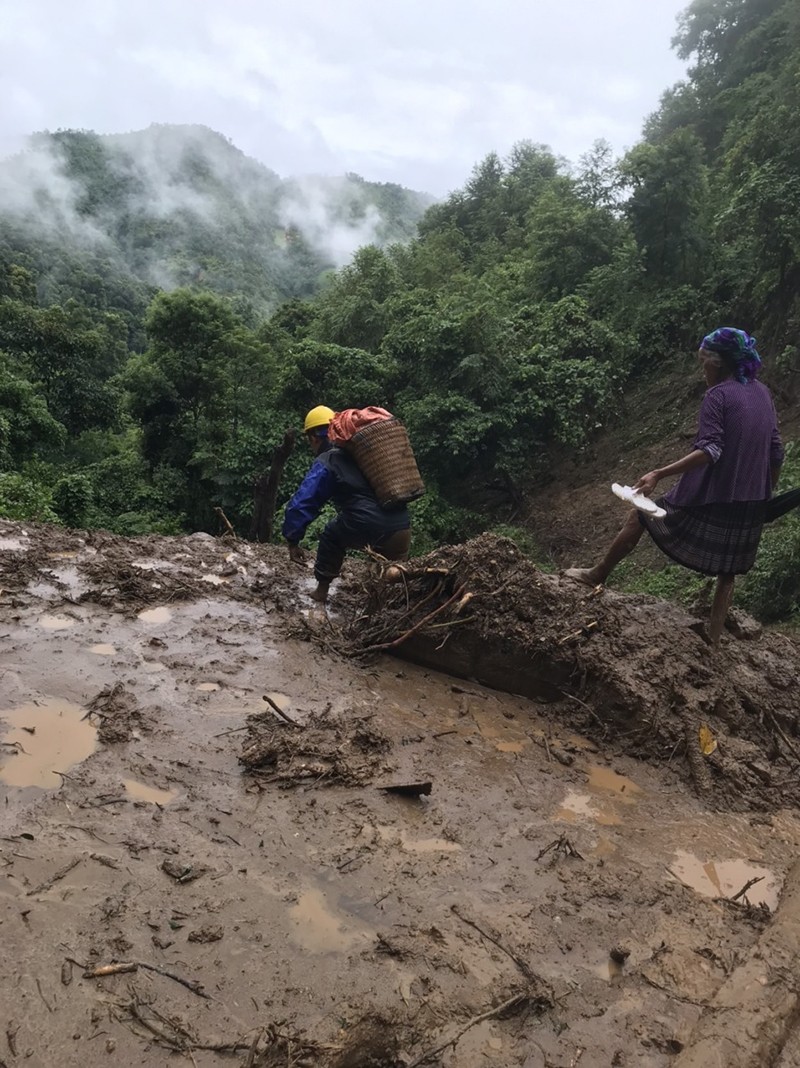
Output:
(699, 724), (717, 756)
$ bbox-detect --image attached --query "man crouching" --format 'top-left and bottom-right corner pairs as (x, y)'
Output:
(282, 406), (411, 603)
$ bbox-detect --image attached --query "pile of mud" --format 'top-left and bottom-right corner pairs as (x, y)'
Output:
(332, 534), (800, 811)
(0, 522), (284, 610)
(4, 519), (800, 812)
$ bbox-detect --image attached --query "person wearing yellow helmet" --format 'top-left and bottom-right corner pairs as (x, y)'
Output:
(303, 405), (336, 434)
(282, 405), (411, 603)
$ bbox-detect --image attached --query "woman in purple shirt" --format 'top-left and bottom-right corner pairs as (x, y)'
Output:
(567, 328), (784, 645)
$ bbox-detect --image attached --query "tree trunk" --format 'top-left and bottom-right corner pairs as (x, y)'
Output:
(249, 429), (297, 542)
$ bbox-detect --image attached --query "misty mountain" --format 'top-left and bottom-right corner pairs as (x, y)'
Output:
(0, 124), (434, 326)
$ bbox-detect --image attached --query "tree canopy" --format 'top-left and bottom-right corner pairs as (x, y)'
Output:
(1, 0), (798, 620)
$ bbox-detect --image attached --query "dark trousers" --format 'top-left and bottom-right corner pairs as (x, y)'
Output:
(314, 518), (411, 582)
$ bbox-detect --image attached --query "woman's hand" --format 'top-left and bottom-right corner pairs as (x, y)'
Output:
(633, 470), (661, 497)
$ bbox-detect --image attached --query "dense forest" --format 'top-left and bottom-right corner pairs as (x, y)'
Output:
(1, 0), (799, 621)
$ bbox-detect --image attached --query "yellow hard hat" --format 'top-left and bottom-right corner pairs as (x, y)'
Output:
(303, 405), (335, 433)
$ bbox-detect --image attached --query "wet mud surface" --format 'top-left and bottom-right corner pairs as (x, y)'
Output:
(3, 520), (800, 1066)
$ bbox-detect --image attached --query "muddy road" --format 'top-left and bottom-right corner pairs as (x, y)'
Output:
(2, 520), (800, 1067)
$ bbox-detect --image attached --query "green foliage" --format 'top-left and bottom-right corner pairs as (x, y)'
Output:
(2, 10), (800, 624)
(613, 559), (707, 604)
(52, 473), (93, 528)
(490, 523), (553, 569)
(739, 443), (800, 620)
(0, 355), (66, 465)
(407, 485), (480, 557)
(0, 472), (58, 523)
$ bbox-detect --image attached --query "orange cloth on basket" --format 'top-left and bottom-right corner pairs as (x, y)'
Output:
(328, 407), (393, 445)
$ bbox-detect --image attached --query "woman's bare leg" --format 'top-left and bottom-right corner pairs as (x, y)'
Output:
(566, 510), (645, 586)
(708, 575), (735, 646)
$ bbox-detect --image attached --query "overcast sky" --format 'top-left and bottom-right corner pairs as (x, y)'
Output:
(0, 0), (689, 196)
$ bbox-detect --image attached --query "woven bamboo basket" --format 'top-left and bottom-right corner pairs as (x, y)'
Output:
(346, 418), (425, 508)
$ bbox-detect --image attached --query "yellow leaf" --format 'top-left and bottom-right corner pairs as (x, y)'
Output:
(699, 724), (717, 757)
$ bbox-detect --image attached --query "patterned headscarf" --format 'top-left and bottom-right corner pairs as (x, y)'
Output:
(700, 327), (762, 385)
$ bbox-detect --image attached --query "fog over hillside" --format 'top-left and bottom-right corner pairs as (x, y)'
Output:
(0, 123), (434, 308)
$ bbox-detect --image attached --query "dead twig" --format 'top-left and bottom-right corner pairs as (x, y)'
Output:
(80, 962), (138, 978)
(243, 1028), (263, 1068)
(214, 506), (237, 539)
(137, 961), (211, 999)
(450, 904), (542, 985)
(35, 978), (54, 1013)
(358, 584), (468, 654)
(730, 875), (765, 903)
(89, 852), (120, 870)
(120, 998), (254, 1054)
(536, 834), (584, 862)
(261, 694), (300, 727)
(79, 959), (209, 999)
(557, 620), (599, 646)
(764, 708), (800, 766)
(26, 856), (81, 895)
(405, 992), (529, 1067)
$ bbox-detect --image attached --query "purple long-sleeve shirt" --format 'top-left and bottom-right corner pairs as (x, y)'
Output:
(665, 379), (784, 507)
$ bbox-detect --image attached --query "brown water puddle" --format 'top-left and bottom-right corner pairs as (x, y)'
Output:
(137, 606), (172, 624)
(123, 779), (177, 805)
(670, 849), (779, 909)
(0, 699), (97, 788)
(90, 643), (117, 656)
(38, 614), (77, 631)
(196, 682), (220, 692)
(375, 824), (462, 854)
(288, 888), (371, 953)
(495, 739), (527, 753)
(47, 551), (78, 561)
(471, 708), (531, 753)
(555, 791), (622, 827)
(587, 765), (642, 802)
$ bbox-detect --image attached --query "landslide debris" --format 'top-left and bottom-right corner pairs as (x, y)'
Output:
(240, 709), (393, 788)
(331, 534), (800, 811)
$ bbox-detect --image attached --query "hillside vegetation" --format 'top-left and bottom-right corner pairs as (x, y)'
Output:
(0, 0), (798, 621)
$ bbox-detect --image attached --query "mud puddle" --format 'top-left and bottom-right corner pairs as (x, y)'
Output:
(0, 698), (97, 787)
(90, 643), (117, 656)
(289, 887), (373, 953)
(0, 536), (28, 551)
(373, 824), (463, 854)
(588, 764), (643, 800)
(554, 765), (643, 827)
(38, 613), (77, 630)
(137, 605), (173, 624)
(3, 520), (800, 1067)
(123, 778), (178, 805)
(670, 849), (779, 909)
(556, 790), (623, 826)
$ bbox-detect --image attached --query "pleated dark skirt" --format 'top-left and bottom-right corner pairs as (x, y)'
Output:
(639, 499), (766, 576)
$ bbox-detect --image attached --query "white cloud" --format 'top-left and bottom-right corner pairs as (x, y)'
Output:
(0, 0), (689, 194)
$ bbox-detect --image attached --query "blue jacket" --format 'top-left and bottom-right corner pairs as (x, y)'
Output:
(282, 444), (410, 544)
